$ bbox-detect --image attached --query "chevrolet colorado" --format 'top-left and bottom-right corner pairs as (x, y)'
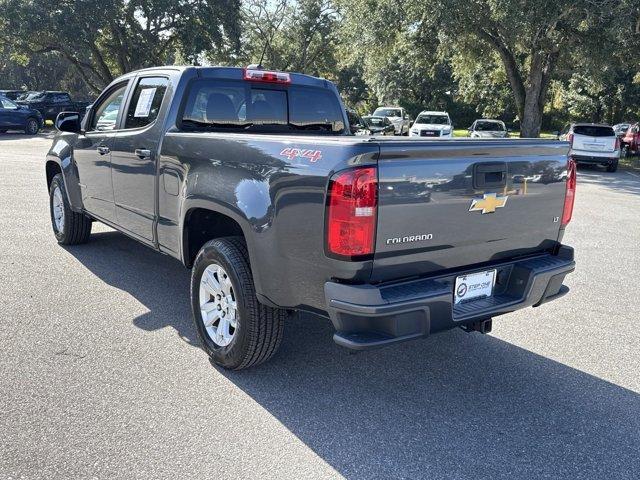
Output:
(46, 66), (576, 369)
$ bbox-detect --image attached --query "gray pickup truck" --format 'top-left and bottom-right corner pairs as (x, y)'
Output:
(46, 66), (576, 369)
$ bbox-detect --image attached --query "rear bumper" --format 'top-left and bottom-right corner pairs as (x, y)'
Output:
(572, 153), (619, 164)
(325, 246), (575, 350)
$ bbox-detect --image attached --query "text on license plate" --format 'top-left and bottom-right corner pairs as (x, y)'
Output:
(454, 269), (496, 304)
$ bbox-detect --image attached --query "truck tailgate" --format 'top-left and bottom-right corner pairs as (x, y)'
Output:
(372, 139), (570, 282)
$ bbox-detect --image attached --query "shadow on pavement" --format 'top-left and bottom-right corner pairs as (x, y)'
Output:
(67, 230), (640, 479)
(0, 130), (55, 141)
(577, 164), (640, 196)
(64, 230), (198, 347)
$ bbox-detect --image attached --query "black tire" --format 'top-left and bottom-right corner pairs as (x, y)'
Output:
(606, 160), (618, 172)
(0, 129), (7, 133)
(191, 237), (285, 370)
(25, 118), (39, 135)
(49, 174), (92, 245)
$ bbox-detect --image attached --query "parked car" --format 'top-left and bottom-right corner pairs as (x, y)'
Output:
(0, 95), (43, 134)
(362, 115), (395, 135)
(621, 123), (639, 157)
(613, 123), (631, 138)
(468, 119), (508, 138)
(409, 111), (453, 138)
(559, 123), (620, 172)
(371, 106), (411, 135)
(0, 90), (26, 101)
(346, 108), (370, 135)
(46, 65), (575, 369)
(17, 91), (91, 122)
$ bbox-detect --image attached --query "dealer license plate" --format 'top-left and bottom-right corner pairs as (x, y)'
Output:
(454, 269), (496, 304)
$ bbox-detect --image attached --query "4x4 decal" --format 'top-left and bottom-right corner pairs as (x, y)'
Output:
(279, 147), (322, 163)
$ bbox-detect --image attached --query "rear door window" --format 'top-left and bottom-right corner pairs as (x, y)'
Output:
(124, 77), (168, 129)
(181, 79), (344, 134)
(573, 126), (615, 137)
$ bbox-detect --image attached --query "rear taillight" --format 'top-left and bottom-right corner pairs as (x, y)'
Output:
(567, 133), (574, 147)
(243, 68), (291, 84)
(561, 158), (576, 227)
(326, 166), (378, 259)
(615, 137), (620, 151)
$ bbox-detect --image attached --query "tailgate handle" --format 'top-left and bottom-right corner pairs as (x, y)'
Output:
(473, 162), (507, 189)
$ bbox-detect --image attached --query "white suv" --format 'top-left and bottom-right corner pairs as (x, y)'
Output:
(409, 111), (453, 138)
(371, 107), (411, 135)
(559, 123), (620, 172)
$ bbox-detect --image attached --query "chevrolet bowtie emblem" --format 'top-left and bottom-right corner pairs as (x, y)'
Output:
(469, 193), (508, 214)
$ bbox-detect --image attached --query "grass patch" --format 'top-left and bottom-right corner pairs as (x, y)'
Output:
(620, 155), (640, 170)
(453, 129), (557, 139)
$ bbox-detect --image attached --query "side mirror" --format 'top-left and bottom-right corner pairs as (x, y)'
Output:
(55, 111), (81, 133)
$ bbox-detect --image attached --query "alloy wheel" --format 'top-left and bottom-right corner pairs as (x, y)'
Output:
(199, 264), (238, 347)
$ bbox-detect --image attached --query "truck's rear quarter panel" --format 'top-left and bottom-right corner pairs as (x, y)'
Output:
(158, 133), (378, 310)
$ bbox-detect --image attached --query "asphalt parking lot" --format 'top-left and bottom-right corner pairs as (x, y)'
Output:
(1, 134), (639, 479)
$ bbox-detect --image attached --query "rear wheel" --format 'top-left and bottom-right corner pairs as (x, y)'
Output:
(25, 118), (39, 135)
(49, 174), (92, 245)
(606, 160), (618, 172)
(191, 237), (285, 370)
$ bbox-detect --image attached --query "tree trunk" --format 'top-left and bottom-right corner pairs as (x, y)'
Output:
(519, 50), (557, 138)
(520, 91), (544, 138)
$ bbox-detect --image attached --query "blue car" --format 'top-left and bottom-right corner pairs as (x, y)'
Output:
(0, 95), (43, 134)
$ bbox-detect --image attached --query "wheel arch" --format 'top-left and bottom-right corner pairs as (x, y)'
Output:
(45, 139), (84, 212)
(181, 203), (251, 269)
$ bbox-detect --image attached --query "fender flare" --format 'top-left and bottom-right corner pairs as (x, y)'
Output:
(45, 151), (84, 213)
(179, 197), (269, 299)
(180, 197), (254, 261)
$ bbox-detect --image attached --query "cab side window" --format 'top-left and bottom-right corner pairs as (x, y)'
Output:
(90, 83), (128, 132)
(124, 77), (168, 129)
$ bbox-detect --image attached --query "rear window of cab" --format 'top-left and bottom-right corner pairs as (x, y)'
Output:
(573, 125), (615, 137)
(180, 79), (345, 134)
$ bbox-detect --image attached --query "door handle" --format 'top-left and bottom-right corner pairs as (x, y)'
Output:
(97, 145), (110, 155)
(135, 149), (152, 159)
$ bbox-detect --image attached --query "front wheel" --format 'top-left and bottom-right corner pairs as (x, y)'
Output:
(49, 174), (92, 245)
(191, 237), (286, 370)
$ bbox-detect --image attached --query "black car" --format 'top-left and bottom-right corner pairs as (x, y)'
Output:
(362, 115), (395, 135)
(17, 91), (91, 122)
(346, 108), (370, 135)
(0, 95), (43, 134)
